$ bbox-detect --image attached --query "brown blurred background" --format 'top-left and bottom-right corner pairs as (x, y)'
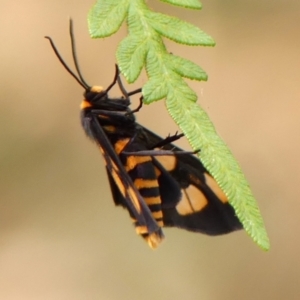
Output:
(1, 0), (300, 299)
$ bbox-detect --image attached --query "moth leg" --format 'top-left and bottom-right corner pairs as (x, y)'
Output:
(128, 89), (142, 97)
(122, 149), (199, 156)
(116, 72), (143, 114)
(127, 96), (143, 115)
(149, 132), (200, 154)
(105, 64), (120, 93)
(127, 130), (184, 150)
(150, 132), (184, 149)
(90, 109), (127, 117)
(116, 70), (142, 99)
(122, 131), (199, 156)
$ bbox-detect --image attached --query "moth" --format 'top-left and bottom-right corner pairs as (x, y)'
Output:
(45, 21), (242, 248)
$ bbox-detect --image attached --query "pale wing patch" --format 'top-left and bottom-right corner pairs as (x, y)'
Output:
(110, 168), (126, 197)
(147, 233), (163, 249)
(176, 185), (208, 215)
(154, 155), (177, 171)
(106, 156), (142, 214)
(204, 173), (228, 204)
(135, 226), (149, 234)
(126, 186), (142, 213)
(125, 156), (152, 171)
(144, 232), (164, 249)
(114, 138), (130, 154)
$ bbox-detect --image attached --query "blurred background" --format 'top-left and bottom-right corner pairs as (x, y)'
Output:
(1, 0), (300, 299)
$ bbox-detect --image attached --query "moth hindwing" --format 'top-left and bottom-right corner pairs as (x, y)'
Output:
(45, 20), (243, 249)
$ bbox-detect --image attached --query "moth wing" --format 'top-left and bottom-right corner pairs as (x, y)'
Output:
(90, 115), (164, 246)
(138, 126), (243, 235)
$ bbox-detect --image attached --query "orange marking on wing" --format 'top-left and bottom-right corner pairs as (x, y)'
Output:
(114, 138), (130, 154)
(154, 167), (161, 177)
(204, 173), (228, 203)
(80, 100), (92, 110)
(125, 156), (152, 171)
(127, 186), (142, 213)
(110, 169), (126, 197)
(146, 232), (163, 249)
(176, 185), (208, 215)
(135, 226), (148, 234)
(154, 155), (176, 171)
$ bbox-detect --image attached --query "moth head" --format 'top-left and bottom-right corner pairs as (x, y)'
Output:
(45, 20), (128, 111)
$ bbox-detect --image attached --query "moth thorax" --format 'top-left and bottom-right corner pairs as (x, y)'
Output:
(90, 85), (104, 93)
